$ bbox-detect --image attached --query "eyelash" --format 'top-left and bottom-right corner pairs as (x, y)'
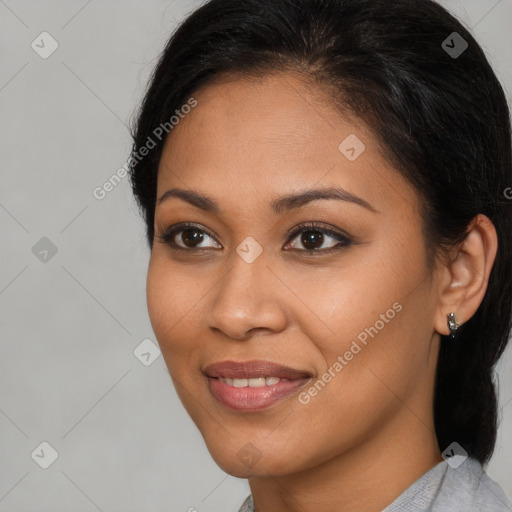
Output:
(156, 221), (353, 256)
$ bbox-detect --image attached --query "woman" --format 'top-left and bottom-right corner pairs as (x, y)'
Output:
(128, 0), (512, 510)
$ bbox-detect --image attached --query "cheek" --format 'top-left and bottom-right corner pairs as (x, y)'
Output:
(147, 253), (203, 330)
(146, 256), (172, 340)
(146, 256), (196, 364)
(299, 233), (431, 403)
(146, 253), (224, 383)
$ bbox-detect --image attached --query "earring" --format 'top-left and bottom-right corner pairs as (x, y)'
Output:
(447, 312), (460, 338)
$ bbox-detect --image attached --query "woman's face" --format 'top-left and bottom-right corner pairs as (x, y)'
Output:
(147, 71), (443, 477)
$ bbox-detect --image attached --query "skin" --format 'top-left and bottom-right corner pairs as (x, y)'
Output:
(146, 71), (498, 512)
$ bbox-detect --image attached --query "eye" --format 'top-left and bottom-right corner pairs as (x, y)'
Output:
(156, 221), (353, 255)
(283, 222), (352, 255)
(156, 223), (221, 250)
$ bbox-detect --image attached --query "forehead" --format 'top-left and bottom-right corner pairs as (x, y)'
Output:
(156, 71), (418, 218)
(163, 71), (348, 158)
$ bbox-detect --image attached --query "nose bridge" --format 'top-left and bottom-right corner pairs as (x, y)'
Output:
(206, 244), (286, 339)
(221, 233), (270, 299)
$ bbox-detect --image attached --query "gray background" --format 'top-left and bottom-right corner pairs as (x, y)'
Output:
(1, 1), (511, 510)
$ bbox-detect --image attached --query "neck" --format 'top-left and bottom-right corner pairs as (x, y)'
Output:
(248, 407), (443, 512)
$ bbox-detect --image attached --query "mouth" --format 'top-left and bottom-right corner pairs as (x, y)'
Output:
(203, 359), (313, 380)
(202, 360), (313, 411)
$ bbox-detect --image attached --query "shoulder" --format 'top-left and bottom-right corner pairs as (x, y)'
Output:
(432, 457), (512, 511)
(236, 459), (512, 512)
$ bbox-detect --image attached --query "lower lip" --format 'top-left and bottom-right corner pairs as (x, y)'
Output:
(206, 376), (311, 411)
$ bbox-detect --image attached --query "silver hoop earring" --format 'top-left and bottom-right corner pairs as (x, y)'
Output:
(447, 312), (460, 339)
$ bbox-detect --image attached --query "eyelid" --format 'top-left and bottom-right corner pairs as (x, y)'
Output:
(284, 221), (350, 244)
(156, 222), (220, 249)
(282, 221), (352, 254)
(156, 221), (352, 253)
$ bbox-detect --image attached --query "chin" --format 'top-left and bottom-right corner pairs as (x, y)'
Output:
(204, 440), (304, 478)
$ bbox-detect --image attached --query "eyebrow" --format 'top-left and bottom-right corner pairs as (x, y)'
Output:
(157, 186), (378, 214)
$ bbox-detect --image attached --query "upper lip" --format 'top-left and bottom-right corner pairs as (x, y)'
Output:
(203, 360), (313, 380)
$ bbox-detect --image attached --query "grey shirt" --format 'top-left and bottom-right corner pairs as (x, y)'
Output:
(237, 457), (512, 511)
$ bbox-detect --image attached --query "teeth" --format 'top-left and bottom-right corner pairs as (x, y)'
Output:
(218, 376), (283, 387)
(248, 377), (266, 387)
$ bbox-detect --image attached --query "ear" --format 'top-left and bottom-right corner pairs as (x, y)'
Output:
(433, 214), (498, 336)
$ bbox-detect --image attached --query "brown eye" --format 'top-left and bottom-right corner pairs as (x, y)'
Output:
(284, 222), (352, 254)
(157, 221), (352, 255)
(300, 230), (325, 250)
(178, 227), (205, 248)
(156, 223), (221, 250)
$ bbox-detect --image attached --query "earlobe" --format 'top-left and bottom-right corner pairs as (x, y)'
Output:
(446, 311), (461, 339)
(434, 214), (498, 338)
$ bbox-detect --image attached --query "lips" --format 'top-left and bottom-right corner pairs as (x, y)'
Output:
(202, 360), (312, 380)
(203, 360), (313, 411)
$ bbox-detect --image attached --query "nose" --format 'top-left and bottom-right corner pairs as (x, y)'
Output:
(205, 251), (288, 341)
